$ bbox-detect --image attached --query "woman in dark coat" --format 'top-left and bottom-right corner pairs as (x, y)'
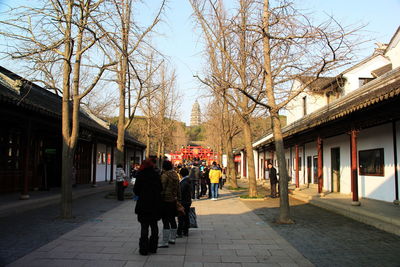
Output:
(133, 159), (162, 255)
(158, 160), (181, 248)
(177, 167), (192, 237)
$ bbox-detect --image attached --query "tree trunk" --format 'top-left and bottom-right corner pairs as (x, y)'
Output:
(243, 119), (257, 197)
(271, 111), (293, 223)
(61, 145), (73, 218)
(263, 0), (292, 223)
(116, 78), (125, 165)
(226, 135), (238, 188)
(60, 1), (73, 219)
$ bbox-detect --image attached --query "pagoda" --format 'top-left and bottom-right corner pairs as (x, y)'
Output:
(190, 101), (201, 126)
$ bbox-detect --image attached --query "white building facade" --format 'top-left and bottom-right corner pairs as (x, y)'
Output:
(250, 27), (400, 204)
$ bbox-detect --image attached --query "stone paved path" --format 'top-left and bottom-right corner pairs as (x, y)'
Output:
(242, 197), (400, 267)
(7, 189), (313, 267)
(0, 191), (124, 266)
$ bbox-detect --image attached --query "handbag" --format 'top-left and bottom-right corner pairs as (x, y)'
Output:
(176, 201), (185, 217)
(122, 180), (129, 187)
(189, 207), (198, 228)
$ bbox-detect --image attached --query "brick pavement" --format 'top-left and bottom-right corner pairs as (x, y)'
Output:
(241, 197), (400, 267)
(7, 189), (313, 267)
(0, 191), (125, 266)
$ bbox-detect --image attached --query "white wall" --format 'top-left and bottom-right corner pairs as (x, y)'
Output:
(286, 80), (327, 124)
(357, 124), (396, 202)
(259, 150), (265, 179)
(95, 143), (111, 182)
(322, 134), (351, 194)
(286, 55), (391, 126)
(253, 150), (259, 179)
(386, 31), (400, 68)
(342, 55), (390, 95)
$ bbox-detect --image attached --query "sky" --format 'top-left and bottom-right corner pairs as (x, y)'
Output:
(0, 0), (399, 125)
(155, 0), (400, 125)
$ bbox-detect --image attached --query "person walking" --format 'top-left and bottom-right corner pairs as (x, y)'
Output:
(209, 161), (222, 200)
(189, 162), (200, 199)
(268, 163), (278, 198)
(177, 167), (192, 238)
(159, 160), (181, 248)
(133, 159), (162, 255)
(116, 164), (127, 201)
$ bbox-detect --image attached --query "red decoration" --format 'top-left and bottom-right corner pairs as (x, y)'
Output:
(169, 146), (217, 165)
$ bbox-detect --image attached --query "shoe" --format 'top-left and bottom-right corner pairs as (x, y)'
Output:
(158, 229), (170, 248)
(139, 237), (149, 255)
(169, 229), (177, 244)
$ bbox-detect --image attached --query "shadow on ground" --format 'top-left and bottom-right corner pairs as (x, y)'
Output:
(0, 191), (125, 266)
(242, 197), (400, 267)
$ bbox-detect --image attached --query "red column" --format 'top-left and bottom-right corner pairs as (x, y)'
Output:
(350, 129), (360, 205)
(110, 147), (114, 183)
(295, 144), (300, 188)
(317, 137), (323, 193)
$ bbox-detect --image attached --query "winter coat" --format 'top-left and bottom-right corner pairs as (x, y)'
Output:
(133, 168), (162, 222)
(269, 166), (278, 184)
(189, 166), (200, 181)
(160, 170), (181, 203)
(209, 166), (222, 184)
(116, 167), (127, 182)
(180, 176), (192, 206)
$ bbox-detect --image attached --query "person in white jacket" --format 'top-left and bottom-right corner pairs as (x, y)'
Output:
(116, 164), (127, 201)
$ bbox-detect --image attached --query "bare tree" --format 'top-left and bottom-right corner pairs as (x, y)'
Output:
(95, 0), (166, 165)
(190, 0), (264, 196)
(203, 92), (241, 187)
(0, 0), (116, 218)
(191, 0), (362, 222)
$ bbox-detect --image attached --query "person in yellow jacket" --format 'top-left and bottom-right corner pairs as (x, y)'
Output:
(208, 161), (222, 200)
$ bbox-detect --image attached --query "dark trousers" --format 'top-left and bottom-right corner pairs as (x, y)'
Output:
(191, 180), (200, 199)
(161, 202), (177, 229)
(207, 182), (212, 198)
(177, 204), (190, 235)
(219, 178), (224, 189)
(271, 182), (277, 197)
(200, 180), (207, 196)
(140, 220), (158, 240)
(140, 220), (158, 254)
(116, 181), (125, 201)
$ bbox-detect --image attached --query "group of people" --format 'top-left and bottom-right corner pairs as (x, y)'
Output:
(185, 161), (224, 201)
(131, 159), (223, 256)
(116, 158), (279, 255)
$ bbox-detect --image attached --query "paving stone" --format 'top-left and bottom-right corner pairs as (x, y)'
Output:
(4, 189), (316, 267)
(242, 197), (400, 267)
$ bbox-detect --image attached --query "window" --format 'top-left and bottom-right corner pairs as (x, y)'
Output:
(299, 157), (302, 171)
(302, 96), (307, 116)
(358, 77), (374, 87)
(359, 148), (384, 176)
(293, 157), (302, 171)
(0, 130), (21, 170)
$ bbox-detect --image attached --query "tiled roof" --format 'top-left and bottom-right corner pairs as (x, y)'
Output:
(0, 66), (145, 148)
(297, 76), (344, 94)
(254, 67), (400, 148)
(371, 64), (392, 78)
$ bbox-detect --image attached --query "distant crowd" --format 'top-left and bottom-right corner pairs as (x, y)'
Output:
(114, 158), (225, 256)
